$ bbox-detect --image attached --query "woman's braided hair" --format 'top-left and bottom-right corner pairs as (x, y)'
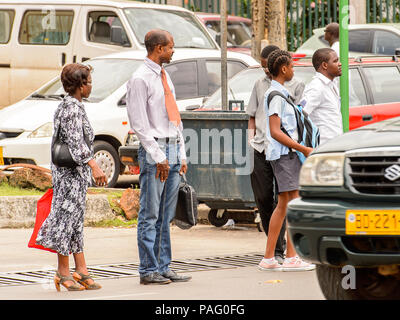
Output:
(267, 49), (292, 77)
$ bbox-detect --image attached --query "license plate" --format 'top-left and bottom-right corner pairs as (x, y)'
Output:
(0, 146), (3, 166)
(346, 210), (400, 235)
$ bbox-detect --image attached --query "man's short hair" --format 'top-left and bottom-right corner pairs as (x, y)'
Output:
(312, 48), (335, 71)
(324, 22), (339, 38)
(260, 45), (280, 59)
(144, 29), (171, 53)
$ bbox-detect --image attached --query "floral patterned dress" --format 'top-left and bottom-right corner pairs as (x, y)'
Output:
(36, 95), (94, 256)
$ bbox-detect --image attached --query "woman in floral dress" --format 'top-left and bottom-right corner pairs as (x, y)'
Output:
(36, 63), (107, 291)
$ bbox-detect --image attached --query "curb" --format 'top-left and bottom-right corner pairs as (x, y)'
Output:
(0, 194), (115, 228)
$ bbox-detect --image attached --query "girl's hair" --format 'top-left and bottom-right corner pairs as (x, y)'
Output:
(267, 50), (292, 77)
(61, 63), (92, 95)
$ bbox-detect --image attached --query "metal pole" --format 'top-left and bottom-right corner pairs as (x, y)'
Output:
(220, 0), (228, 110)
(339, 0), (349, 132)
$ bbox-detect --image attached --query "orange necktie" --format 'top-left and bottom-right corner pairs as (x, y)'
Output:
(161, 68), (181, 127)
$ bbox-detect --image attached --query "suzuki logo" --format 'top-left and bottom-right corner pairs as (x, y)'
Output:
(384, 164), (400, 181)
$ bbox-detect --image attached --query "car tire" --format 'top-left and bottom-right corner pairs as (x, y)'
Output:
(208, 209), (229, 227)
(316, 264), (400, 300)
(93, 140), (120, 188)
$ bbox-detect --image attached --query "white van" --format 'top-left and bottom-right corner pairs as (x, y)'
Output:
(0, 0), (218, 108)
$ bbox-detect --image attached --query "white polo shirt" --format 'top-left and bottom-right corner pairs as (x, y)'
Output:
(301, 72), (342, 145)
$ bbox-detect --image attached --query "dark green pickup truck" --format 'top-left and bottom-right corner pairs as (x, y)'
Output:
(287, 117), (400, 300)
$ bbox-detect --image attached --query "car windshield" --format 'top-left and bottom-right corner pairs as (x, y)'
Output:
(124, 8), (216, 49)
(31, 59), (141, 103)
(202, 66), (315, 109)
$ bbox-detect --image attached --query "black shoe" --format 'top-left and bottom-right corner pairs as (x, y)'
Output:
(161, 270), (192, 282)
(140, 272), (172, 285)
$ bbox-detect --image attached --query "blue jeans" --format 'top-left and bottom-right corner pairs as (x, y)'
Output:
(137, 142), (182, 276)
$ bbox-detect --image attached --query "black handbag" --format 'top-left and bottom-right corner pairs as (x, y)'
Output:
(51, 117), (90, 169)
(174, 173), (198, 230)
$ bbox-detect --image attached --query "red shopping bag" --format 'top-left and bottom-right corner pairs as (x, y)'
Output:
(28, 188), (57, 253)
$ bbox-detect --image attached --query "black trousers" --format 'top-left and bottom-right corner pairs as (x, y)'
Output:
(250, 149), (286, 256)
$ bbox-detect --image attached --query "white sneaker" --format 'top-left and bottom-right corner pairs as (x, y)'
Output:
(258, 257), (283, 271)
(282, 256), (316, 272)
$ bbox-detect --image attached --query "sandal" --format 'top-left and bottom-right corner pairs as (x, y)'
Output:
(73, 271), (102, 290)
(54, 271), (85, 292)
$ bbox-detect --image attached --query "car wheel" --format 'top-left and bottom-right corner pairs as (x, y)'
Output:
(316, 264), (400, 300)
(208, 209), (229, 227)
(93, 140), (120, 188)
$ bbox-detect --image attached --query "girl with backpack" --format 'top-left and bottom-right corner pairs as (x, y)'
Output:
(258, 50), (316, 272)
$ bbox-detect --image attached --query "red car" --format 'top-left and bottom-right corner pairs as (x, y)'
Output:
(195, 13), (252, 55)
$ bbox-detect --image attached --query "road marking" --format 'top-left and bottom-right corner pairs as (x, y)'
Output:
(78, 292), (157, 300)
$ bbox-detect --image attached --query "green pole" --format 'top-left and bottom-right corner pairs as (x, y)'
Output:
(339, 0), (349, 132)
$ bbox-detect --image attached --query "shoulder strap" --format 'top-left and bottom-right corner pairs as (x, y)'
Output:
(267, 90), (296, 109)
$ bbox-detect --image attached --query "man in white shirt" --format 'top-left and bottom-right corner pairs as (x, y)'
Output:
(126, 29), (191, 285)
(324, 22), (340, 57)
(301, 48), (342, 145)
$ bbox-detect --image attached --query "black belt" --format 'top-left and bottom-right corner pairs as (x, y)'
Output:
(154, 137), (180, 143)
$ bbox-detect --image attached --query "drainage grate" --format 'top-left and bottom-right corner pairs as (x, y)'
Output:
(0, 253), (263, 287)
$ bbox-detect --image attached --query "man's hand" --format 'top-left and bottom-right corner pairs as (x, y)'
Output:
(156, 159), (170, 182)
(302, 147), (313, 158)
(179, 159), (188, 176)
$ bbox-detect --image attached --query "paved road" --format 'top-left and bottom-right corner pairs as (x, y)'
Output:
(0, 225), (325, 300)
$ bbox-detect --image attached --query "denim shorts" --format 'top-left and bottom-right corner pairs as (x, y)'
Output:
(270, 153), (301, 193)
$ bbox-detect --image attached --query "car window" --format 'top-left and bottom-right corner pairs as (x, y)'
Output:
(205, 60), (247, 95)
(349, 68), (368, 107)
(34, 59), (141, 102)
(165, 61), (198, 100)
(363, 66), (400, 104)
(124, 8), (216, 49)
(372, 30), (400, 55)
(293, 66), (314, 86)
(203, 67), (265, 109)
(349, 30), (371, 53)
(0, 10), (14, 44)
(87, 11), (130, 46)
(19, 10), (74, 45)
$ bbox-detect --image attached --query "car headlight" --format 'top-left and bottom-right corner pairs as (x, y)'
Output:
(299, 152), (345, 186)
(28, 122), (53, 138)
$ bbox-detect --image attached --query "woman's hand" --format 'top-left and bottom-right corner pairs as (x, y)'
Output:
(88, 159), (107, 187)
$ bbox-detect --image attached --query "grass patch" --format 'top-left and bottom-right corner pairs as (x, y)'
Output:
(0, 182), (45, 196)
(89, 218), (138, 228)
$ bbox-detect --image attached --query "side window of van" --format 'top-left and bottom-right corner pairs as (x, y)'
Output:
(19, 10), (74, 45)
(0, 10), (15, 43)
(87, 12), (130, 47)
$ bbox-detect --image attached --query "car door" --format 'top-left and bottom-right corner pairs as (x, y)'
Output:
(347, 67), (372, 130)
(358, 64), (400, 126)
(73, 6), (133, 64)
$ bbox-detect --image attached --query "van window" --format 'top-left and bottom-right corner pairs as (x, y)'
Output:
(0, 10), (15, 43)
(124, 8), (216, 49)
(372, 31), (400, 55)
(205, 60), (246, 95)
(19, 10), (74, 45)
(363, 66), (400, 104)
(33, 59), (141, 102)
(165, 61), (198, 100)
(87, 11), (130, 46)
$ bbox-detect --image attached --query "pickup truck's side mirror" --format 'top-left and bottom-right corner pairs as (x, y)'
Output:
(118, 94), (127, 107)
(395, 48), (400, 56)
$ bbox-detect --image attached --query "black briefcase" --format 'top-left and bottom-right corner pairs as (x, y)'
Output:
(174, 174), (198, 230)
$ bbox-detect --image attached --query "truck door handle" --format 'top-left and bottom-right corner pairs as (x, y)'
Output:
(362, 114), (373, 121)
(61, 53), (66, 66)
(73, 55), (77, 63)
